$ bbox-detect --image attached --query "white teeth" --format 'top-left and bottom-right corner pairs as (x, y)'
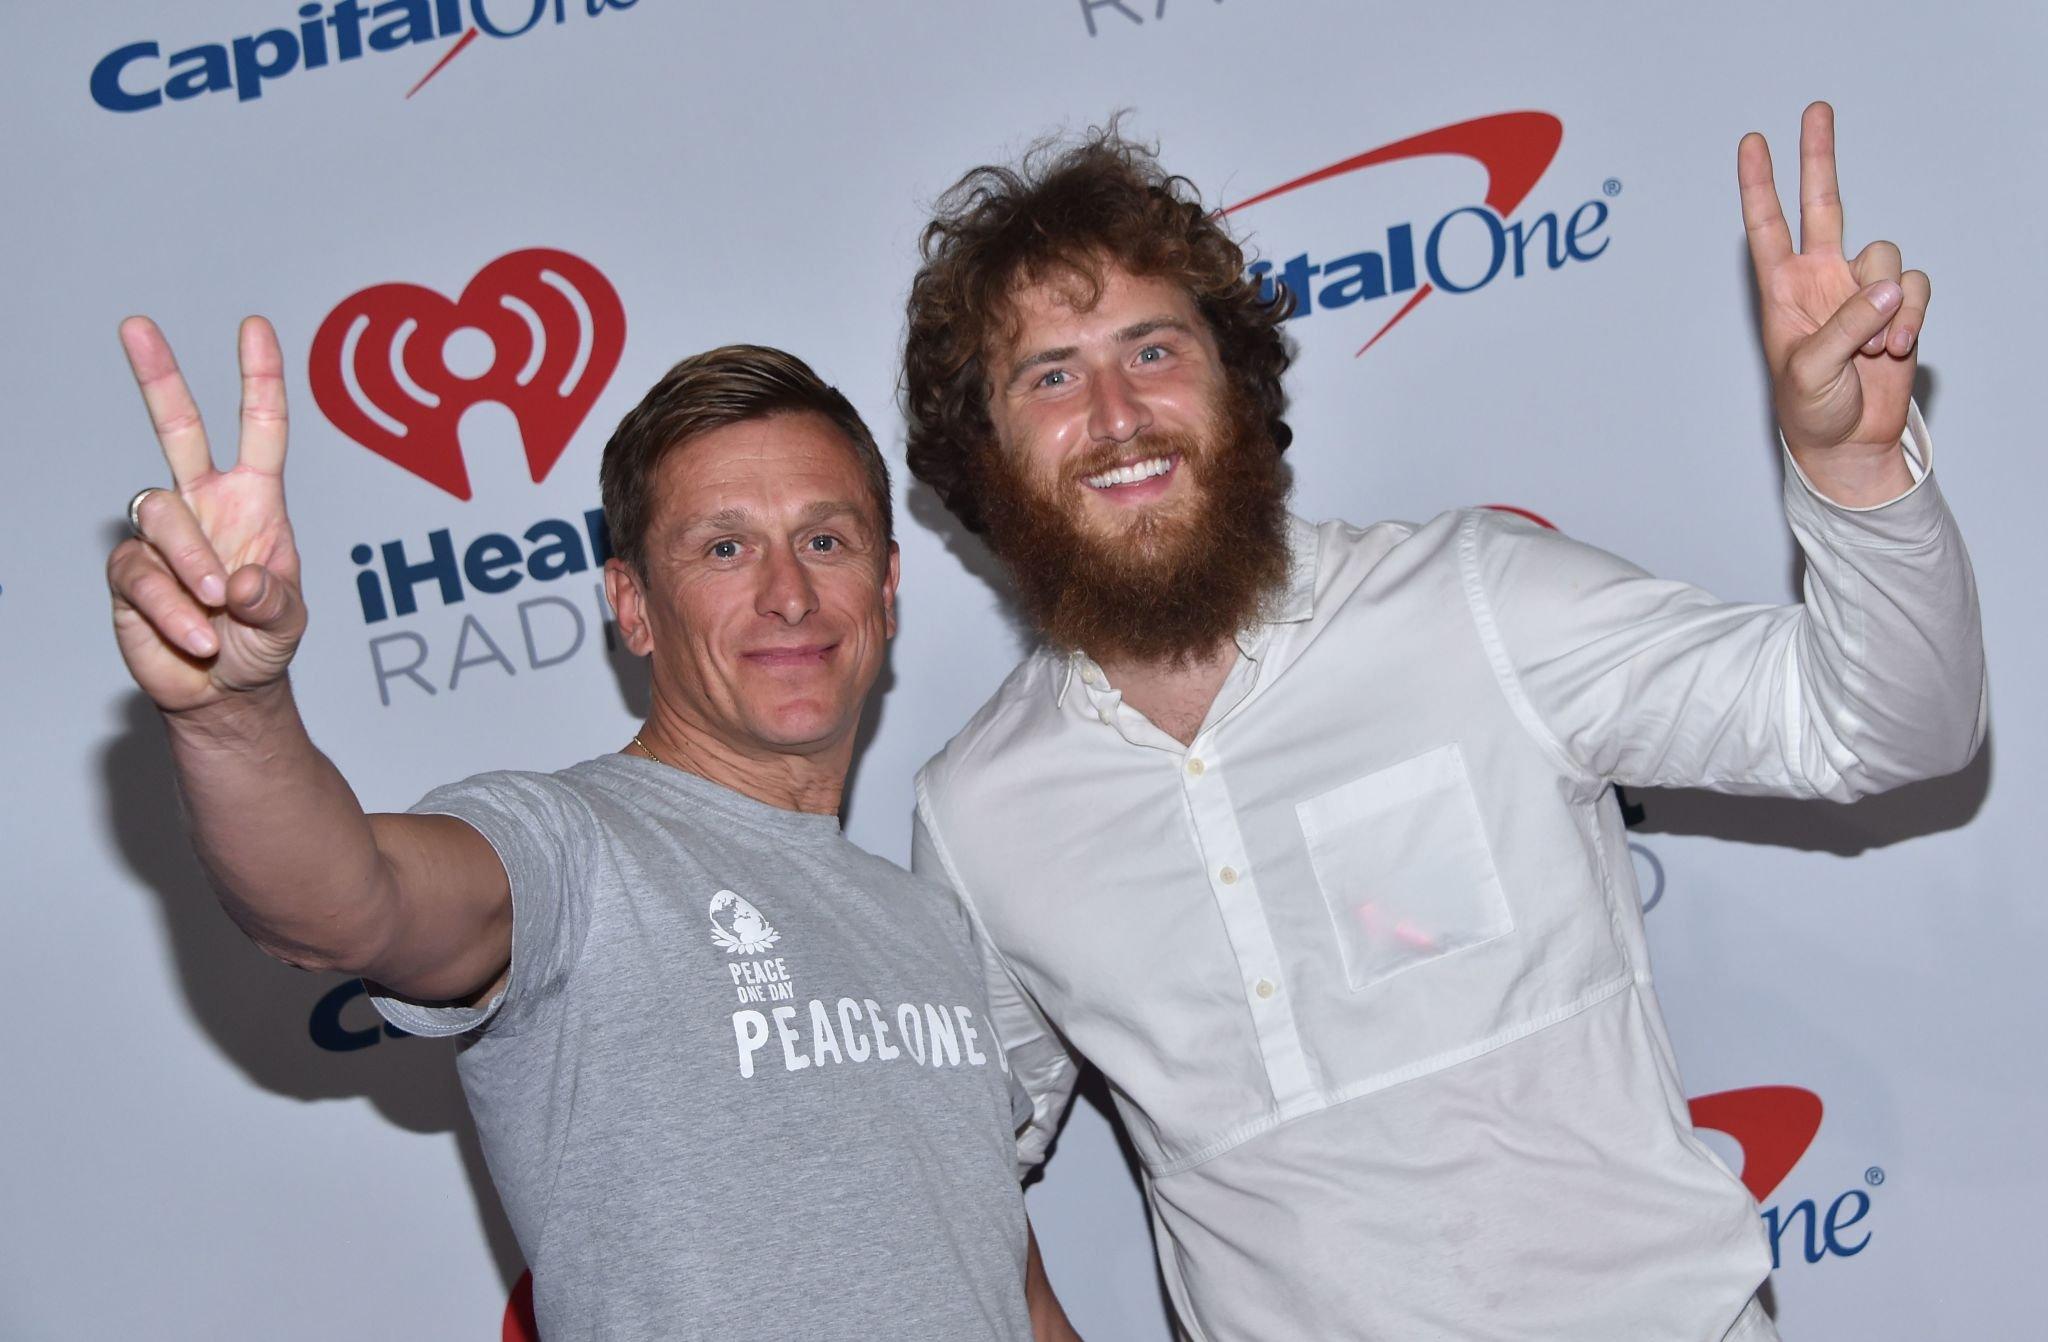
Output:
(1085, 455), (1173, 489)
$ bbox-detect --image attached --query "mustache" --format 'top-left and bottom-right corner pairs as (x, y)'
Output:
(1060, 430), (1205, 485)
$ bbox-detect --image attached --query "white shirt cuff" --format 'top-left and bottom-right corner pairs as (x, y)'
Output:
(1781, 400), (1947, 548)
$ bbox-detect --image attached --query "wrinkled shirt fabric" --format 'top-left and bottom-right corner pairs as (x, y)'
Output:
(915, 410), (1983, 1341)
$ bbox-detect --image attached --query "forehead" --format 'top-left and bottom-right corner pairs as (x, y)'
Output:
(999, 265), (1205, 351)
(650, 412), (875, 525)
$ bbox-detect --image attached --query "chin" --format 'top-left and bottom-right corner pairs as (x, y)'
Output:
(747, 704), (857, 753)
(1090, 500), (1197, 554)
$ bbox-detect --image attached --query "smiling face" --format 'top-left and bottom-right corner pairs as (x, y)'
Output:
(988, 267), (1227, 549)
(974, 262), (1292, 664)
(606, 412), (898, 769)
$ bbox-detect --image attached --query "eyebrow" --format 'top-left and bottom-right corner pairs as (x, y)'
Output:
(676, 499), (870, 536)
(1115, 316), (1194, 344)
(1004, 315), (1196, 386)
(1006, 344), (1077, 386)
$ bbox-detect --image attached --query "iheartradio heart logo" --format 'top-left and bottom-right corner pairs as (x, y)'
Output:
(310, 248), (626, 500)
(1690, 1085), (1825, 1202)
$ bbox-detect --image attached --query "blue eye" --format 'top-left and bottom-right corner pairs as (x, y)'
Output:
(709, 540), (739, 560)
(808, 535), (840, 553)
(1138, 344), (1166, 362)
(1038, 369), (1069, 387)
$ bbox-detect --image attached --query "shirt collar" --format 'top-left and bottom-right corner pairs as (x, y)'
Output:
(1052, 515), (1321, 706)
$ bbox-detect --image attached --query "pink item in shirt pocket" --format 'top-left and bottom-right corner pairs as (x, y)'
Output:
(1295, 741), (1515, 991)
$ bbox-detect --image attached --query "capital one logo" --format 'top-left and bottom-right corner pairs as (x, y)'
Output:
(91, 1), (641, 112)
(310, 247), (625, 500)
(1691, 1085), (1824, 1203)
(1691, 1085), (1878, 1268)
(1223, 112), (1613, 357)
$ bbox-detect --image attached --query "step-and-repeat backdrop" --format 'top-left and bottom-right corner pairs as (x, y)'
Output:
(6, 3), (2041, 1337)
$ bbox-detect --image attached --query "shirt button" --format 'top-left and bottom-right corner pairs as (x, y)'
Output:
(1255, 979), (1276, 1000)
(1185, 757), (1205, 776)
(1097, 706), (1115, 725)
(1080, 665), (1103, 688)
(1218, 865), (1238, 885)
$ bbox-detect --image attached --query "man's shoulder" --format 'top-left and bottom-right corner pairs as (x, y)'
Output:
(410, 756), (646, 851)
(419, 754), (620, 805)
(1302, 506), (1532, 559)
(1304, 513), (1423, 565)
(1300, 506), (1601, 607)
(1294, 509), (1473, 612)
(915, 651), (1064, 812)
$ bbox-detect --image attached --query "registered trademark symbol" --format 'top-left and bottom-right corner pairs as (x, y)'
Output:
(1603, 178), (1623, 197)
(1628, 841), (1666, 914)
(1865, 1166), (1886, 1187)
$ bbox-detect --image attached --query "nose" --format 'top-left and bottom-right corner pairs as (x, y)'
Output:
(757, 544), (819, 625)
(1086, 365), (1151, 446)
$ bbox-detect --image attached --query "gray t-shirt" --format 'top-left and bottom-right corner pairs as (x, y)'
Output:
(372, 755), (1033, 1342)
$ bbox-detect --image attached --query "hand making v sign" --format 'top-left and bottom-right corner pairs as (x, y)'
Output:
(1741, 101), (1928, 507)
(107, 316), (306, 717)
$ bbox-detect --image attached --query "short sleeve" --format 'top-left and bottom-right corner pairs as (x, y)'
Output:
(369, 770), (596, 1039)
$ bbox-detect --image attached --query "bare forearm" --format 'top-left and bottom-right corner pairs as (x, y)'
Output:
(1787, 438), (1915, 509)
(111, 316), (507, 998)
(162, 678), (397, 972)
(1026, 1224), (1083, 1342)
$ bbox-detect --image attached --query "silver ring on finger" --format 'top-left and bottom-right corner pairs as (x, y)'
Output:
(126, 487), (163, 537)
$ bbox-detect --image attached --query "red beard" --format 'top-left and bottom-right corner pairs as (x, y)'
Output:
(975, 378), (1293, 665)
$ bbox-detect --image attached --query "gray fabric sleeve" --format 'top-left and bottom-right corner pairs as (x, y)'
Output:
(369, 770), (596, 1039)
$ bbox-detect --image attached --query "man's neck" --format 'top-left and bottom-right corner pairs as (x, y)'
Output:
(1096, 636), (1239, 747)
(631, 703), (848, 816)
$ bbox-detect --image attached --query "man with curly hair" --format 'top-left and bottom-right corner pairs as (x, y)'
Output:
(903, 107), (1984, 1340)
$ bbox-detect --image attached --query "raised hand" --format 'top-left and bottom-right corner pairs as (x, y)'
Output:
(107, 316), (306, 715)
(1740, 102), (1926, 501)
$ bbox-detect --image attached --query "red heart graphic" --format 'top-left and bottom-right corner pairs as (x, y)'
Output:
(1690, 1085), (1826, 1202)
(310, 248), (626, 500)
(1223, 112), (1565, 356)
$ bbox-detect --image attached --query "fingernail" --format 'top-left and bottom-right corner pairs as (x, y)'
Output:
(1894, 327), (1917, 354)
(200, 574), (225, 605)
(185, 626), (217, 657)
(1871, 281), (1902, 313)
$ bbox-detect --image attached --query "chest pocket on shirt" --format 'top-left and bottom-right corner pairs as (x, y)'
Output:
(1295, 742), (1513, 992)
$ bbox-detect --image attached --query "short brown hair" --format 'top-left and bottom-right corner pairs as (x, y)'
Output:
(601, 344), (892, 573)
(902, 120), (1293, 536)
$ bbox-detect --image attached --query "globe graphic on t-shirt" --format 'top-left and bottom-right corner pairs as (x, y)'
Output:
(708, 889), (780, 953)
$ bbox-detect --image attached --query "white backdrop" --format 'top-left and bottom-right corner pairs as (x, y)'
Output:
(5, 2), (2043, 1337)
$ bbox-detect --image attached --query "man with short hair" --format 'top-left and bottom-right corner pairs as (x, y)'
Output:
(902, 106), (1985, 1340)
(107, 326), (1073, 1339)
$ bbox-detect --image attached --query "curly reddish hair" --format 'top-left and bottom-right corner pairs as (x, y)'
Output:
(901, 122), (1294, 536)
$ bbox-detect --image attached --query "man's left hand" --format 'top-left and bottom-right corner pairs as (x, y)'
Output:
(1740, 101), (1926, 505)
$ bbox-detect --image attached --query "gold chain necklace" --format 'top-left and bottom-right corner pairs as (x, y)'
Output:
(629, 733), (672, 770)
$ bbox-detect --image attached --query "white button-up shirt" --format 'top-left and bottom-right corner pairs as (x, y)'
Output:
(914, 410), (1984, 1342)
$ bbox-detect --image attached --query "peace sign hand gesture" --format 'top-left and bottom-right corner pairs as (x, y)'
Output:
(1741, 102), (1926, 504)
(107, 316), (307, 717)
